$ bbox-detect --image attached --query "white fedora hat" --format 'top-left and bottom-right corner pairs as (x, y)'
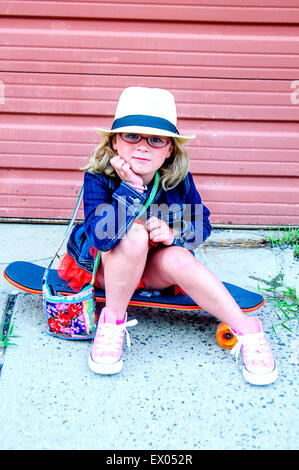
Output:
(94, 87), (196, 144)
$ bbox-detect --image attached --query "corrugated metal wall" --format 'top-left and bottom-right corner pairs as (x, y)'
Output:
(0, 0), (298, 225)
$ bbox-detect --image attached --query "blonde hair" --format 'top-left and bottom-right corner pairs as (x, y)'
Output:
(82, 133), (190, 190)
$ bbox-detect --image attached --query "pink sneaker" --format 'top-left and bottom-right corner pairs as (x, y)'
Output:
(231, 317), (278, 385)
(88, 307), (138, 375)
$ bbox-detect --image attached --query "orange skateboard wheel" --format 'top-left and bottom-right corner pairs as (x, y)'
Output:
(216, 322), (238, 349)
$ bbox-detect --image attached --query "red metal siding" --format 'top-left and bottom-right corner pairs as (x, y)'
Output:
(0, 2), (298, 224)
(1, 0), (299, 24)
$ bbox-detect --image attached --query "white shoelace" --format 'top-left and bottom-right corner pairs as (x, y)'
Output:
(231, 332), (271, 367)
(93, 319), (138, 354)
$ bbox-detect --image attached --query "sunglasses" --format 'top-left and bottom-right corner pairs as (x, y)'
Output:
(119, 133), (171, 148)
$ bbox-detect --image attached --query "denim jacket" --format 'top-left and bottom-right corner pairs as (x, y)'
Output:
(67, 171), (212, 273)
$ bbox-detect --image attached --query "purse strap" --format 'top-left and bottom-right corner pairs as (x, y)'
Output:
(136, 170), (160, 219)
(43, 171), (160, 287)
(42, 185), (84, 286)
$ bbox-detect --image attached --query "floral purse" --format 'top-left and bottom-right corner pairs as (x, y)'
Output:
(42, 171), (160, 340)
(42, 186), (101, 340)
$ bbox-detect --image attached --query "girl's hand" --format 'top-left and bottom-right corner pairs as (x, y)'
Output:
(145, 217), (178, 246)
(110, 156), (144, 187)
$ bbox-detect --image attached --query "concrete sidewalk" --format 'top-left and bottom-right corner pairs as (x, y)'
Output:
(0, 223), (298, 450)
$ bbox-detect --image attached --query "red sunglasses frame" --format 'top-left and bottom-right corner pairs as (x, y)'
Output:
(119, 133), (172, 148)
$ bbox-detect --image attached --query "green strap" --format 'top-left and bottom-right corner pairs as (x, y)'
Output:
(136, 170), (160, 218)
(90, 171), (160, 286)
(43, 185), (85, 285)
(91, 250), (101, 286)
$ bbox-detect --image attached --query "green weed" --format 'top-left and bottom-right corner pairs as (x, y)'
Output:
(0, 321), (19, 348)
(265, 226), (299, 258)
(250, 273), (298, 336)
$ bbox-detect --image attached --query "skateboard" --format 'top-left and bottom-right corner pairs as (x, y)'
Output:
(3, 260), (265, 349)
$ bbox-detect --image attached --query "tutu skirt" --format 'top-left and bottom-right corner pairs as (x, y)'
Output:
(58, 251), (100, 292)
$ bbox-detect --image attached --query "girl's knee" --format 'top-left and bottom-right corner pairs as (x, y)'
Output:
(160, 246), (194, 274)
(119, 222), (149, 256)
(141, 246), (195, 288)
(127, 222), (149, 242)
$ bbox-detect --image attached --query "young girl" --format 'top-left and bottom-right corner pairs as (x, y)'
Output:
(59, 87), (278, 385)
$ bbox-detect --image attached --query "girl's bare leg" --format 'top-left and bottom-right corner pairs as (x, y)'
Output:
(96, 223), (149, 321)
(142, 246), (248, 331)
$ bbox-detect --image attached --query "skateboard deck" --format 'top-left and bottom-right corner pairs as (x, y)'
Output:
(4, 261), (265, 348)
